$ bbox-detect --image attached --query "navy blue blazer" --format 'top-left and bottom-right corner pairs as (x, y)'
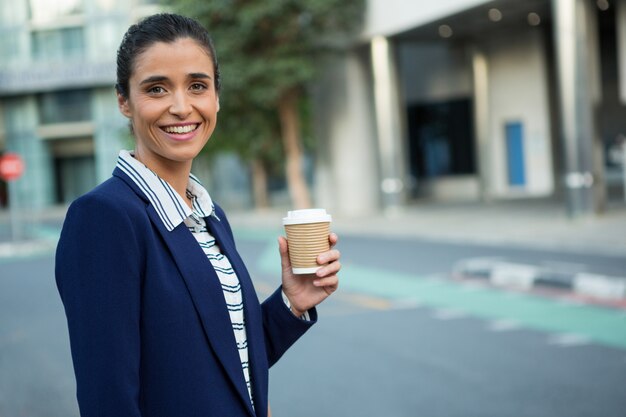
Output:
(56, 168), (316, 417)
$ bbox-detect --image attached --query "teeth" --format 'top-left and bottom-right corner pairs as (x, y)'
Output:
(164, 124), (197, 134)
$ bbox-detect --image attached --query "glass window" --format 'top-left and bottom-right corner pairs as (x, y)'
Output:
(32, 27), (85, 62)
(37, 89), (92, 124)
(29, 0), (83, 24)
(0, 32), (20, 67)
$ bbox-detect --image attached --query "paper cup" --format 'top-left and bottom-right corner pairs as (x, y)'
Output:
(283, 209), (332, 274)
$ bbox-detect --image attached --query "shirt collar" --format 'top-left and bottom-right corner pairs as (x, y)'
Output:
(116, 150), (218, 231)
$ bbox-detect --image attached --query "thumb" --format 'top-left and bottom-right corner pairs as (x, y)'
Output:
(277, 236), (291, 271)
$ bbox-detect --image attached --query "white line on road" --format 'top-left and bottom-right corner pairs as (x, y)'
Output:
(487, 319), (522, 332)
(547, 333), (591, 347)
(432, 308), (467, 320)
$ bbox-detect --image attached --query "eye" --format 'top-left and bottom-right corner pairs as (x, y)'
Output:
(147, 86), (166, 94)
(190, 83), (207, 92)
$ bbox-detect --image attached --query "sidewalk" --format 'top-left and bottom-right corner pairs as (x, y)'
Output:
(4, 199), (626, 254)
(227, 199), (626, 256)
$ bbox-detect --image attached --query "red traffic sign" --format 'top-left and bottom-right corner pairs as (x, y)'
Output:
(0, 153), (25, 181)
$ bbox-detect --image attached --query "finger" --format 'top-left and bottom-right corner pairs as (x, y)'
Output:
(317, 249), (341, 265)
(277, 236), (291, 270)
(329, 232), (339, 247)
(316, 261), (341, 278)
(313, 275), (339, 290)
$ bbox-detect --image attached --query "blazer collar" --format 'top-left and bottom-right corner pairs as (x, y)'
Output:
(114, 150), (218, 231)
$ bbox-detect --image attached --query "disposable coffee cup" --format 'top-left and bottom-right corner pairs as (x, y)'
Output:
(282, 209), (332, 274)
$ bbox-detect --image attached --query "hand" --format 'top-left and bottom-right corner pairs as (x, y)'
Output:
(278, 233), (341, 317)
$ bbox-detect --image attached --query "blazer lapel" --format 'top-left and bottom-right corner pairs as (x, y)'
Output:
(207, 215), (268, 417)
(146, 206), (256, 417)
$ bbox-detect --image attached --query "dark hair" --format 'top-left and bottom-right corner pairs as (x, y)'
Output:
(115, 13), (221, 98)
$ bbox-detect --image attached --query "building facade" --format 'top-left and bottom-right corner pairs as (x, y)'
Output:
(315, 0), (626, 217)
(2, 0), (626, 218)
(0, 0), (161, 210)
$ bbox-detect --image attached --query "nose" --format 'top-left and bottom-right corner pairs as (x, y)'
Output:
(169, 91), (192, 118)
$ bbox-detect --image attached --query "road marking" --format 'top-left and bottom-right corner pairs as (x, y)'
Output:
(574, 273), (626, 300)
(432, 308), (467, 320)
(254, 239), (626, 350)
(547, 333), (591, 347)
(391, 299), (423, 310)
(335, 292), (391, 310)
(488, 319), (522, 332)
(490, 263), (538, 290)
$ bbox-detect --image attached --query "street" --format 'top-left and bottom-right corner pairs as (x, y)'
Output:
(0, 226), (625, 417)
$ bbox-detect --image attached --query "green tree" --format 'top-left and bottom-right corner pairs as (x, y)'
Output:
(170, 0), (365, 208)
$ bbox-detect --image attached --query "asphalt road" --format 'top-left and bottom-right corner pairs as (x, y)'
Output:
(0, 228), (625, 417)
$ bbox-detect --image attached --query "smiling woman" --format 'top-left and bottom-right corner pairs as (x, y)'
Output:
(117, 38), (220, 197)
(55, 12), (341, 417)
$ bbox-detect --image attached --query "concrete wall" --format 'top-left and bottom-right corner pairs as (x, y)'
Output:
(313, 51), (380, 216)
(485, 29), (554, 197)
(365, 0), (490, 37)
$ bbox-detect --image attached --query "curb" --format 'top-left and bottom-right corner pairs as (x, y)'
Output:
(0, 238), (58, 260)
(452, 257), (626, 302)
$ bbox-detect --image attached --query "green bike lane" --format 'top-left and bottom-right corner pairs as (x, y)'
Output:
(248, 230), (626, 351)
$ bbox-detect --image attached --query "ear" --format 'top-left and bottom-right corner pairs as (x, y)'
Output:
(117, 93), (132, 118)
(216, 95), (220, 112)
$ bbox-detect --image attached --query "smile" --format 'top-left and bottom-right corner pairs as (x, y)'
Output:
(162, 124), (199, 134)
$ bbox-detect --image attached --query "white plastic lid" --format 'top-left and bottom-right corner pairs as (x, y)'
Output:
(282, 208), (332, 225)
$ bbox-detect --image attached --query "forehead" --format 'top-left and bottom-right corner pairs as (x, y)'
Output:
(131, 38), (214, 78)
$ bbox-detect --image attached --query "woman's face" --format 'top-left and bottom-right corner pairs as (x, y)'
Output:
(117, 37), (219, 174)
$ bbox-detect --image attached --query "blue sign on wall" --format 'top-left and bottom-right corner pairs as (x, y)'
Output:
(505, 122), (526, 187)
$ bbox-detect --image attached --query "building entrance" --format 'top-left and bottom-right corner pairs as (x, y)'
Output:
(406, 98), (476, 198)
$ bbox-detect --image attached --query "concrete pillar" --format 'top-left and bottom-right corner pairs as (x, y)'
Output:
(470, 47), (491, 201)
(313, 50), (379, 216)
(552, 0), (603, 216)
(370, 36), (408, 213)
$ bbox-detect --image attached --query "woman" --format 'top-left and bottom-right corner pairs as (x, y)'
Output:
(55, 13), (340, 417)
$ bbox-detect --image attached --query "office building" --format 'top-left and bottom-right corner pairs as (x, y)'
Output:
(315, 0), (626, 217)
(0, 0), (160, 209)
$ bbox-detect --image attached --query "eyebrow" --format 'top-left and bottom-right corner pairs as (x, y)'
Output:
(140, 75), (168, 86)
(189, 72), (212, 81)
(139, 73), (212, 85)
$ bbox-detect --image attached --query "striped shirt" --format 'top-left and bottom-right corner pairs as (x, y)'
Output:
(116, 150), (254, 405)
